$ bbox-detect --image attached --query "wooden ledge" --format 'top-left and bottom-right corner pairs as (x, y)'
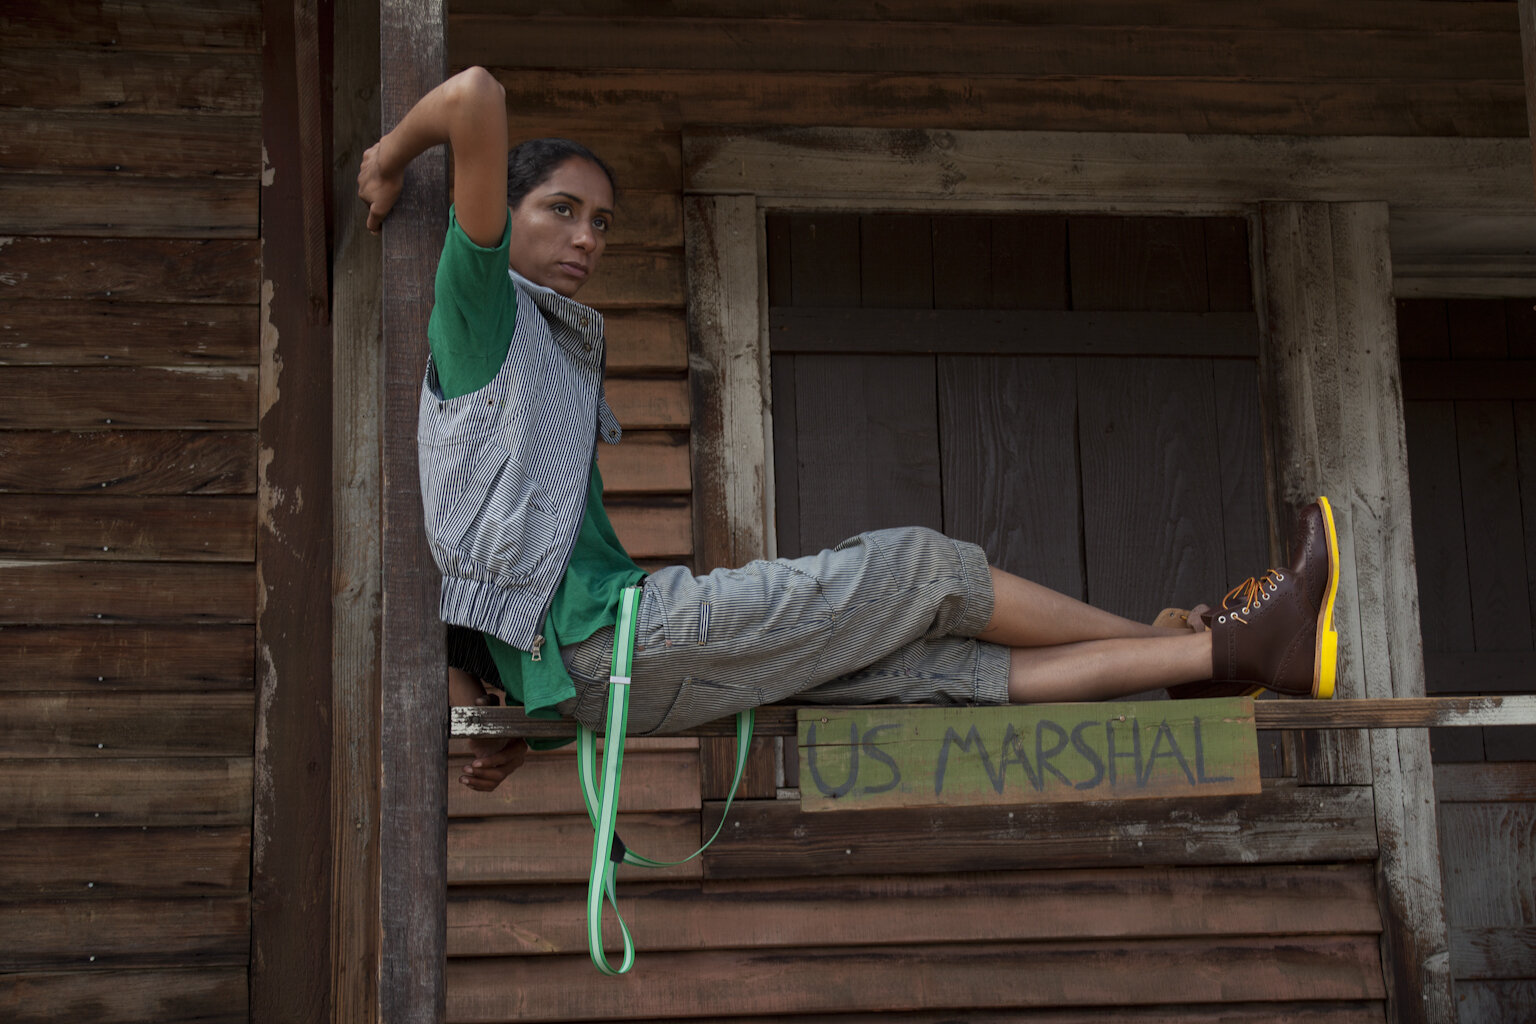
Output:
(453, 694), (1536, 739)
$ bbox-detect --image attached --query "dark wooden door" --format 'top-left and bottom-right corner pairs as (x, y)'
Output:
(769, 212), (1268, 625)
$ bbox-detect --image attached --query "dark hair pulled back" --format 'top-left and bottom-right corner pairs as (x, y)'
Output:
(506, 138), (617, 210)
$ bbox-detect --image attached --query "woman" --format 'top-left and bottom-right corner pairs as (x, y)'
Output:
(358, 67), (1339, 794)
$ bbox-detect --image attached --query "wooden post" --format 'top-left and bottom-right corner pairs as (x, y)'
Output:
(331, 0), (382, 1019)
(379, 1), (448, 1022)
(254, 0), (336, 1020)
(1258, 201), (1454, 1023)
(685, 193), (771, 571)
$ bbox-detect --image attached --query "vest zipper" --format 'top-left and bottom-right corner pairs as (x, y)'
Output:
(530, 634), (544, 662)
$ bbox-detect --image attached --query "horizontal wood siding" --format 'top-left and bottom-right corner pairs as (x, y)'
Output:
(0, 2), (260, 1021)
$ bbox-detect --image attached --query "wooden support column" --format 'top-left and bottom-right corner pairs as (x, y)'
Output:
(685, 193), (771, 571)
(1258, 202), (1454, 1023)
(379, 1), (448, 1022)
(331, 0), (381, 1018)
(684, 194), (782, 796)
(255, 0), (336, 1020)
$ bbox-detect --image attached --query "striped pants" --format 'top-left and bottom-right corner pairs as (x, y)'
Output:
(558, 527), (1011, 735)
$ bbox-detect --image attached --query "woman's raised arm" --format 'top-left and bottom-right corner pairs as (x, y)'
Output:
(358, 65), (509, 245)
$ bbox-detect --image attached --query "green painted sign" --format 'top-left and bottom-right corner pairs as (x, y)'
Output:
(797, 699), (1259, 812)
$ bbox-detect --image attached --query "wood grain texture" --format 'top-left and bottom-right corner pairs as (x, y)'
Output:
(0, 757), (252, 827)
(604, 310), (687, 371)
(769, 308), (1259, 356)
(445, 864), (1381, 957)
(701, 784), (1377, 879)
(699, 734), (778, 801)
(860, 214), (932, 307)
(447, 935), (1384, 1022)
(378, 4), (450, 1023)
(605, 376), (689, 429)
(521, 1008), (1387, 1024)
(1258, 202), (1366, 780)
(0, 494), (255, 561)
(938, 355), (1083, 598)
(791, 353), (943, 552)
(565, 250), (684, 308)
(0, 967), (247, 1024)
(1436, 762), (1536, 803)
(459, 696), (1536, 740)
(0, 0), (262, 51)
(497, 68), (1526, 138)
(0, 48), (261, 115)
(0, 895), (249, 970)
(453, 0), (1514, 32)
(0, 174), (257, 238)
(1069, 216), (1210, 312)
(448, 812), (704, 884)
(0, 431), (256, 495)
(685, 193), (769, 573)
(595, 430), (690, 493)
(329, 0), (383, 1019)
(1455, 401), (1532, 651)
(0, 624), (253, 691)
(445, 748), (699, 817)
(0, 301), (257, 366)
(1345, 205), (1455, 1023)
(0, 111), (259, 176)
(0, 366), (257, 430)
(607, 497), (691, 559)
(4, 692), (253, 758)
(685, 129), (1534, 208)
(0, 237), (260, 303)
(455, 14), (1523, 80)
(1078, 358), (1228, 620)
(0, 825), (249, 896)
(0, 562), (255, 625)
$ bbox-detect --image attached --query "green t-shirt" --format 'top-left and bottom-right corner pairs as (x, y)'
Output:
(430, 207), (645, 727)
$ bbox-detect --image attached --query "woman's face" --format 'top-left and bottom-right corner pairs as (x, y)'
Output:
(507, 156), (614, 298)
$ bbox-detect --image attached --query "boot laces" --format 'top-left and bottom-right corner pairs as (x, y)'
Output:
(1222, 570), (1285, 620)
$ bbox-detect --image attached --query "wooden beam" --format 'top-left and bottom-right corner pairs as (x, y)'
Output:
(1258, 201), (1452, 1024)
(378, 3), (448, 1024)
(701, 784), (1378, 879)
(684, 129), (1532, 212)
(685, 193), (770, 571)
(331, 0), (382, 1019)
(253, 0), (335, 1021)
(454, 695), (1536, 740)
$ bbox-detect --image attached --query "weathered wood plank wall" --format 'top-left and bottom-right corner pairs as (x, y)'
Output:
(1403, 299), (1536, 1020)
(432, 1), (1528, 1020)
(0, 1), (262, 1022)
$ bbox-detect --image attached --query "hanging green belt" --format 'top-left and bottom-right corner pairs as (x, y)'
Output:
(576, 584), (755, 975)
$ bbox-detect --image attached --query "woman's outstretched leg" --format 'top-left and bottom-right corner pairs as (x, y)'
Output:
(1006, 632), (1213, 703)
(977, 566), (1169, 648)
(994, 496), (1342, 703)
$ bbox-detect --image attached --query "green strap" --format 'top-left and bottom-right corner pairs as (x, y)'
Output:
(577, 585), (755, 975)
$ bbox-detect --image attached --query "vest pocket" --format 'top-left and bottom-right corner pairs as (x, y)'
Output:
(427, 439), (515, 552)
(458, 442), (564, 586)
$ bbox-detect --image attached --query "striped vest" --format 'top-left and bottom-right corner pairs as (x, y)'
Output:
(417, 270), (622, 652)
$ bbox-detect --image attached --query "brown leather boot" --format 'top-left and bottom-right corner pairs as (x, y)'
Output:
(1156, 604), (1265, 700)
(1206, 497), (1340, 699)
